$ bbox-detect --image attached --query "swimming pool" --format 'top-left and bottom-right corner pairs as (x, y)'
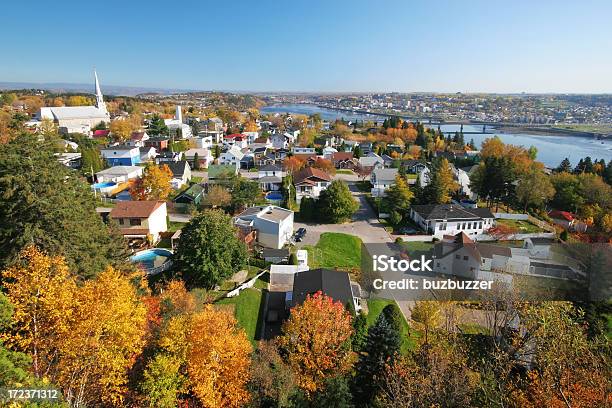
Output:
(92, 181), (116, 189)
(130, 248), (174, 274)
(266, 191), (283, 201)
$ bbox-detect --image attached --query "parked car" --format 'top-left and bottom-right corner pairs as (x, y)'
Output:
(397, 227), (418, 235)
(294, 227), (307, 242)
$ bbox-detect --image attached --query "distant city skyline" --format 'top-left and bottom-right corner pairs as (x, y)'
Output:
(1, 0), (611, 93)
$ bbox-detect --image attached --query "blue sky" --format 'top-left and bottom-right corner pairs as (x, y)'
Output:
(1, 0), (611, 93)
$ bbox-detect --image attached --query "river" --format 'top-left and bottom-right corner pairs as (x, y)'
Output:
(261, 103), (612, 168)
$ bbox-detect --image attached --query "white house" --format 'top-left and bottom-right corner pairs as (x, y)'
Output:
(420, 164), (475, 199)
(220, 146), (245, 170)
(193, 135), (213, 149)
(270, 133), (289, 149)
(293, 167), (332, 202)
(292, 146), (316, 154)
(166, 161), (192, 189)
(101, 145), (141, 166)
(234, 205), (294, 249)
(371, 168), (398, 197)
(95, 165), (143, 183)
(128, 131), (150, 147)
(223, 134), (247, 148)
(358, 153), (384, 169)
(243, 131), (259, 144)
(110, 201), (168, 243)
(410, 204), (495, 239)
(322, 146), (338, 160)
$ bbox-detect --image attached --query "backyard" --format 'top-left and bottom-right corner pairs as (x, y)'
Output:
(495, 218), (544, 234)
(302, 232), (362, 270)
(366, 298), (419, 353)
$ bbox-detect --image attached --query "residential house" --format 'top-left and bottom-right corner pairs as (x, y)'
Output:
(234, 205), (294, 249)
(101, 145), (141, 166)
(56, 152), (82, 169)
(128, 131), (149, 147)
(293, 153), (318, 166)
(258, 164), (285, 192)
(193, 135), (213, 149)
(371, 168), (399, 197)
(93, 129), (110, 139)
(224, 134), (247, 148)
(401, 159), (427, 174)
(291, 268), (362, 312)
(184, 148), (214, 169)
(164, 105), (192, 138)
(155, 151), (183, 164)
(270, 133), (289, 149)
(95, 165), (143, 183)
(144, 136), (169, 151)
(331, 152), (355, 169)
(358, 152), (384, 170)
(244, 131), (260, 144)
(197, 129), (223, 144)
(292, 146), (316, 154)
(432, 232), (526, 279)
(548, 210), (576, 230)
(293, 167), (332, 202)
(419, 163), (475, 199)
(139, 146), (157, 163)
(166, 161), (192, 189)
(262, 248), (290, 264)
(173, 184), (204, 208)
(110, 201), (168, 243)
(359, 141), (373, 155)
(343, 140), (358, 152)
(220, 145), (245, 170)
(410, 204), (495, 239)
(208, 164), (238, 181)
(322, 146), (338, 160)
(241, 153), (255, 170)
(381, 154), (394, 168)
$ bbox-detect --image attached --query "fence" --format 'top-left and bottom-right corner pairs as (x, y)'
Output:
(226, 271), (267, 298)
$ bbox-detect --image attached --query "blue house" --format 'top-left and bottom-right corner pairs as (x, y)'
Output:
(101, 145), (141, 166)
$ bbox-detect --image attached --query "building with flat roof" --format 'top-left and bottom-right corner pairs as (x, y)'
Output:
(234, 205), (294, 249)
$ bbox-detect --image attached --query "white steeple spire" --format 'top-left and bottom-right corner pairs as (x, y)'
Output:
(94, 69), (107, 112)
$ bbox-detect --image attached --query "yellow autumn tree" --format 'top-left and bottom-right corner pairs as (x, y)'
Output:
(1, 246), (77, 378)
(278, 292), (353, 393)
(186, 305), (252, 408)
(66, 95), (93, 106)
(130, 163), (173, 200)
(1, 247), (147, 407)
(60, 267), (147, 406)
(110, 119), (136, 142)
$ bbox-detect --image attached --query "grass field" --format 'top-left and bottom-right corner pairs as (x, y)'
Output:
(366, 298), (419, 353)
(496, 218), (543, 233)
(303, 232), (362, 270)
(217, 288), (263, 345)
(336, 169), (355, 175)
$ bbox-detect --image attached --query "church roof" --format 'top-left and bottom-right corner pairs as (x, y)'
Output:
(40, 106), (109, 121)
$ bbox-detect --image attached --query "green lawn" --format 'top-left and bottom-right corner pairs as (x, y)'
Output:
(405, 173), (418, 179)
(167, 220), (187, 233)
(336, 169), (355, 175)
(401, 242), (434, 257)
(303, 232), (362, 270)
(356, 180), (372, 192)
(496, 218), (543, 233)
(366, 298), (419, 353)
(217, 288), (263, 345)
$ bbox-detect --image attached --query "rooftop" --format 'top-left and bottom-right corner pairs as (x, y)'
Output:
(110, 201), (164, 219)
(411, 204), (494, 220)
(292, 269), (353, 307)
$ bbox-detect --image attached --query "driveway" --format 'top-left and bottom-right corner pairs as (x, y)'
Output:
(294, 183), (392, 246)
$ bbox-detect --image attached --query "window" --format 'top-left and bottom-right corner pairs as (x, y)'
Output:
(130, 218), (141, 226)
(436, 262), (440, 267)
(467, 222), (472, 229)
(118, 219), (124, 225)
(463, 256), (468, 261)
(455, 254), (460, 259)
(479, 222), (483, 229)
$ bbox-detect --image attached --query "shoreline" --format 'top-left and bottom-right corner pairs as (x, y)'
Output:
(262, 103), (610, 139)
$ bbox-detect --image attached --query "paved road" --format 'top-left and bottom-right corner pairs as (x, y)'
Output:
(294, 183), (392, 246)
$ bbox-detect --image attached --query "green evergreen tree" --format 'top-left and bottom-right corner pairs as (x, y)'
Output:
(351, 312), (368, 353)
(382, 303), (404, 335)
(352, 313), (401, 405)
(0, 134), (129, 279)
(148, 114), (169, 136)
(557, 158), (572, 173)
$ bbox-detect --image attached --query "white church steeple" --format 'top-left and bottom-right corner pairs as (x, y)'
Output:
(94, 70), (107, 112)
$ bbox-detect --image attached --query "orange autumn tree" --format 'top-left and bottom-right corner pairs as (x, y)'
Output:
(130, 163), (173, 201)
(312, 157), (336, 176)
(283, 156), (306, 174)
(1, 246), (147, 407)
(279, 291), (353, 393)
(187, 305), (253, 408)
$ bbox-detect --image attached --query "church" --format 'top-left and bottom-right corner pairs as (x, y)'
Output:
(37, 71), (111, 134)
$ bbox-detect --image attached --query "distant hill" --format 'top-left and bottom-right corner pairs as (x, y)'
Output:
(0, 81), (201, 96)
